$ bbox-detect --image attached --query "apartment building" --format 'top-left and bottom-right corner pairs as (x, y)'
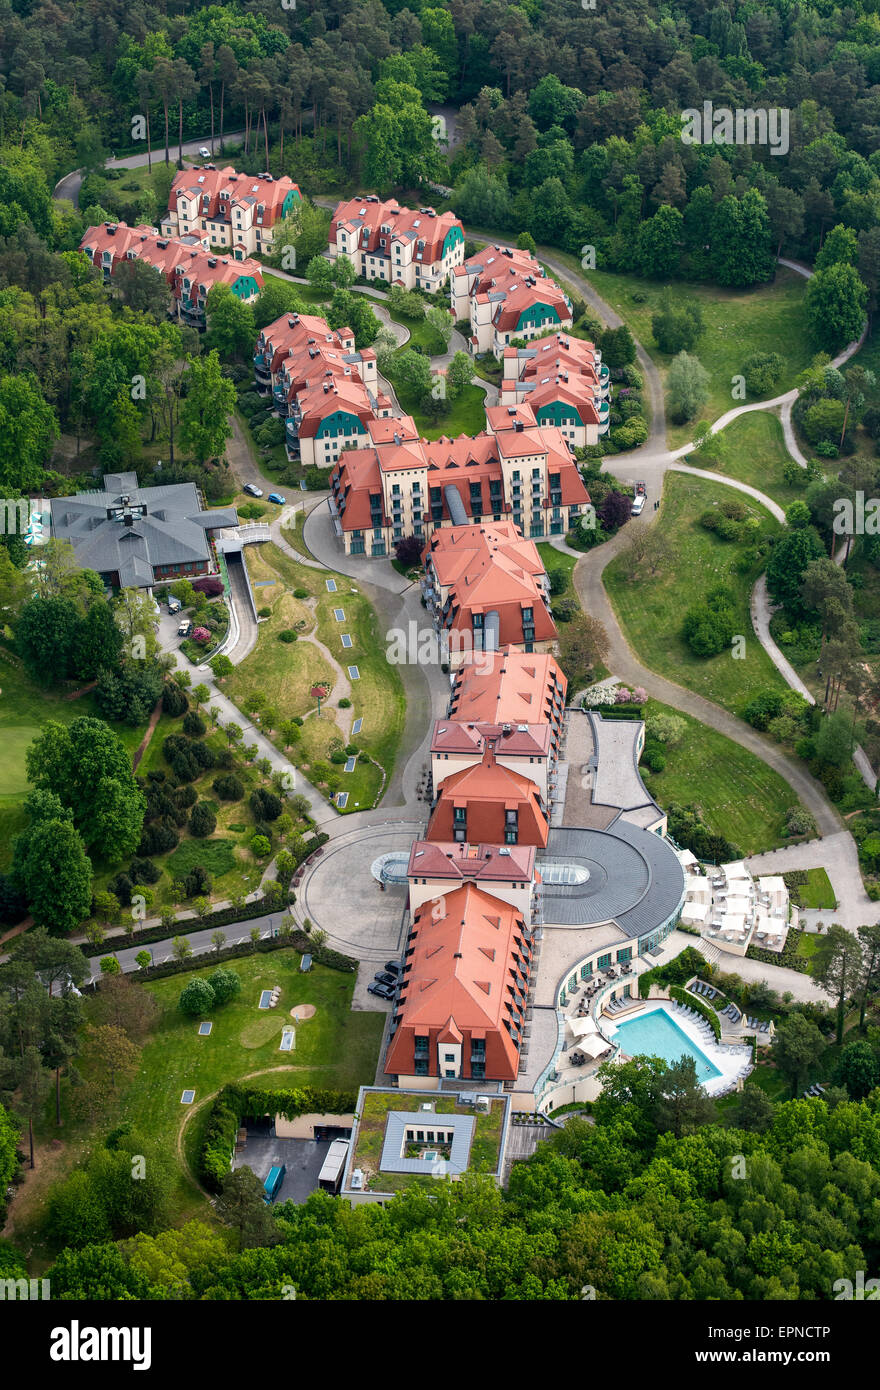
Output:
(329, 194), (465, 291)
(448, 650), (567, 735)
(253, 312), (393, 467)
(500, 332), (611, 441)
(426, 742), (550, 848)
(406, 839), (536, 925)
(451, 246), (572, 355)
(421, 521), (557, 667)
(80, 222), (263, 328)
(328, 412), (589, 556)
(161, 166), (301, 258)
(430, 717), (556, 803)
(384, 884), (533, 1084)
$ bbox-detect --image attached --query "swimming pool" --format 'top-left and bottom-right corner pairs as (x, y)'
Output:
(610, 1004), (722, 1083)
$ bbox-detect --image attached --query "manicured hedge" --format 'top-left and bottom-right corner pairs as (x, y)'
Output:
(123, 931), (356, 984)
(747, 927), (810, 975)
(583, 704), (645, 720)
(199, 1082), (357, 1191)
(672, 984), (721, 1039)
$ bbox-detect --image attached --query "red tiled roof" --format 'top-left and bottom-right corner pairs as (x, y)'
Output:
(385, 883), (531, 1081)
(427, 743), (549, 847)
(407, 839), (536, 884)
(169, 166), (300, 226)
(331, 196), (463, 264)
(430, 719), (551, 759)
(449, 649), (567, 726)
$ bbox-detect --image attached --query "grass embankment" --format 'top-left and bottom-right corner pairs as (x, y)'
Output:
(683, 412), (805, 512)
(604, 472), (788, 716)
(641, 700), (804, 856)
(226, 540), (405, 810)
(570, 263), (812, 450)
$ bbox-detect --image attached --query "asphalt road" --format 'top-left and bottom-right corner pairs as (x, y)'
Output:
(53, 131), (246, 208)
(86, 909), (289, 983)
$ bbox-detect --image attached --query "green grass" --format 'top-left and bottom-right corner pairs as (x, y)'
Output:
(604, 472), (788, 717)
(227, 540), (405, 811)
(166, 838), (237, 880)
(641, 700), (804, 855)
(351, 1090), (505, 1193)
(788, 867), (836, 910)
(387, 371), (488, 439)
(686, 412), (805, 512)
(537, 542), (577, 598)
(796, 932), (824, 960)
(53, 949), (384, 1228)
(539, 253), (812, 449)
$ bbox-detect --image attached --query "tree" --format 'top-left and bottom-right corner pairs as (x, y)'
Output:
(711, 190), (775, 287)
(835, 1040), (879, 1100)
(207, 968), (241, 1005)
(805, 264), (868, 353)
(729, 1083), (775, 1133)
(765, 528), (826, 615)
(69, 1025), (140, 1127)
(813, 924), (864, 1045)
(391, 348), (433, 398)
(179, 978), (215, 1017)
(651, 1056), (715, 1138)
(815, 224), (859, 273)
(771, 1012), (825, 1097)
(215, 1166), (280, 1252)
(179, 351), (235, 463)
(135, 950), (152, 971)
(211, 929), (226, 956)
(114, 258), (171, 318)
(172, 936), (192, 962)
(857, 924), (880, 1029)
(15, 595), (81, 685)
(666, 352), (709, 423)
(204, 283), (256, 360)
(682, 586), (736, 657)
(14, 815), (92, 933)
(635, 205), (683, 279)
(91, 974), (158, 1042)
(0, 372), (58, 495)
(0, 1103), (19, 1192)
(26, 716), (146, 861)
(742, 351), (784, 396)
(557, 613), (609, 689)
(598, 326), (636, 369)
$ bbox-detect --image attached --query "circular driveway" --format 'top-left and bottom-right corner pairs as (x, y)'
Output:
(299, 821), (424, 964)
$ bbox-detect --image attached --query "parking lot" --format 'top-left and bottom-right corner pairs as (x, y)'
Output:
(234, 1131), (333, 1205)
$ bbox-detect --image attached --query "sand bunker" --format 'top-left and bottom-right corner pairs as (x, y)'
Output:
(290, 1004), (316, 1021)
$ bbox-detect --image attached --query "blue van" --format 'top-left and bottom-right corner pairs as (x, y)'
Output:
(263, 1164), (286, 1203)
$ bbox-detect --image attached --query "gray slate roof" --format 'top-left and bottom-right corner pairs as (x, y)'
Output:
(379, 1110), (475, 1177)
(50, 474), (238, 587)
(539, 820), (686, 940)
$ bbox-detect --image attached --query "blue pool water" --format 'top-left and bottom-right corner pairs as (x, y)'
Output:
(258, 990), (272, 1009)
(611, 1006), (721, 1083)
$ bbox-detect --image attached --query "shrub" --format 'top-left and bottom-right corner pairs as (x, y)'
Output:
(257, 606), (271, 618)
(250, 834), (271, 857)
(293, 588), (309, 599)
(682, 585), (736, 657)
(250, 787), (282, 821)
(183, 711), (206, 738)
(213, 774), (244, 801)
(162, 683), (189, 717)
(128, 857), (161, 885)
(338, 698), (351, 708)
(179, 977), (215, 1016)
(207, 967), (242, 1006)
(278, 629), (298, 642)
(190, 802), (217, 837)
(192, 577), (224, 597)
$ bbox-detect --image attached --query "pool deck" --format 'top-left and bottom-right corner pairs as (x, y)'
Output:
(605, 1000), (752, 1098)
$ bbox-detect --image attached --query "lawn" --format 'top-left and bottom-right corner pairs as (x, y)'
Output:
(0, 657), (153, 869)
(537, 542), (577, 598)
(351, 1090), (506, 1193)
(604, 472), (788, 716)
(641, 700), (804, 856)
(542, 254), (812, 450)
(387, 369), (488, 439)
(684, 411), (806, 512)
(785, 867), (836, 910)
(39, 949), (385, 1233)
(226, 539), (405, 811)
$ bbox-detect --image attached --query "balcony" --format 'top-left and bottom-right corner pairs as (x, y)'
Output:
(253, 352), (272, 385)
(273, 386), (290, 416)
(285, 418), (300, 444)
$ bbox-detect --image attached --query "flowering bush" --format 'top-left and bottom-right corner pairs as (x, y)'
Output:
(632, 687), (648, 703)
(192, 626), (212, 644)
(615, 687), (634, 703)
(581, 684), (619, 707)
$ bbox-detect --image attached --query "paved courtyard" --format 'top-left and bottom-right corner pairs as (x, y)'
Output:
(233, 1133), (332, 1205)
(297, 822), (424, 1005)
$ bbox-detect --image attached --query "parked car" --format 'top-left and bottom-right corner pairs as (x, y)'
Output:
(167, 594), (182, 614)
(177, 619), (193, 638)
(374, 970), (397, 987)
(631, 481), (647, 516)
(243, 482), (263, 497)
(267, 492), (286, 505)
(384, 960), (403, 976)
(198, 146), (211, 159)
(368, 982), (395, 1000)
